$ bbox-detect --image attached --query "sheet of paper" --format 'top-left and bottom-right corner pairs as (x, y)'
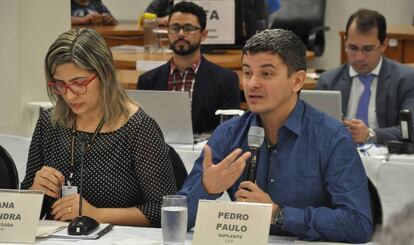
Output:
(36, 220), (69, 237)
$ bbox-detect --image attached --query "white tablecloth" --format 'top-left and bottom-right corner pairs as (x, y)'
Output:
(31, 226), (370, 245)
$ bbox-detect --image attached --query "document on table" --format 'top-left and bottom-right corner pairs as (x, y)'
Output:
(36, 220), (68, 238)
(44, 223), (114, 240)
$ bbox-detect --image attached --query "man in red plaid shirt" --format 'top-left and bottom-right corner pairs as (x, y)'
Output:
(138, 1), (240, 134)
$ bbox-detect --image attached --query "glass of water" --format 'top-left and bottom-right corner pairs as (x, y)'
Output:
(161, 195), (188, 245)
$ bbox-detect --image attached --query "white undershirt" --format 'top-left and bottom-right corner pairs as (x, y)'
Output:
(346, 57), (383, 128)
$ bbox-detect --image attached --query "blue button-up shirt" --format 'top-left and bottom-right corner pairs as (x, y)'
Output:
(178, 100), (372, 243)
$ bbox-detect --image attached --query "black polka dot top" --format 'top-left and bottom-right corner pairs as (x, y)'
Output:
(21, 108), (177, 227)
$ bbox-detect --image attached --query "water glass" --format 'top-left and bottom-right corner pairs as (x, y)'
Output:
(161, 195), (188, 245)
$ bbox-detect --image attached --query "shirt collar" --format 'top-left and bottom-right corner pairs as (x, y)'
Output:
(349, 56), (383, 77)
(250, 99), (304, 137)
(170, 58), (201, 74)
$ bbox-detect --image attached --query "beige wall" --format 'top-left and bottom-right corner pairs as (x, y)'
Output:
(0, 0), (70, 136)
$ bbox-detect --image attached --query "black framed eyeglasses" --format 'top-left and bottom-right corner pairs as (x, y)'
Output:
(168, 24), (201, 35)
(48, 74), (98, 95)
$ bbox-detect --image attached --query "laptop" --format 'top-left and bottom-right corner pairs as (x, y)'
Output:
(300, 90), (343, 121)
(126, 90), (194, 144)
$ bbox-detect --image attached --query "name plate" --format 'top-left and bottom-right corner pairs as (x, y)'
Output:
(0, 189), (44, 244)
(193, 200), (272, 245)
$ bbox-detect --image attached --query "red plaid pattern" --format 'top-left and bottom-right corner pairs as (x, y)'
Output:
(167, 59), (200, 101)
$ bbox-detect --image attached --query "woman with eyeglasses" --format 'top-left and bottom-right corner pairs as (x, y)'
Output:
(20, 28), (176, 227)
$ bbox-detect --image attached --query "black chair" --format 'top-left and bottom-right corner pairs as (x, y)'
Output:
(0, 144), (19, 189)
(368, 178), (382, 234)
(167, 145), (188, 190)
(268, 0), (330, 57)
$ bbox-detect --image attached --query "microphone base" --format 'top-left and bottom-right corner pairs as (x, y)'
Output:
(386, 140), (414, 154)
(68, 216), (100, 235)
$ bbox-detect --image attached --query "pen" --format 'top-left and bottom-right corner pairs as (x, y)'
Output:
(96, 223), (114, 238)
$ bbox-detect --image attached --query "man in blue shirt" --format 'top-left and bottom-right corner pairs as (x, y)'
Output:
(178, 29), (373, 243)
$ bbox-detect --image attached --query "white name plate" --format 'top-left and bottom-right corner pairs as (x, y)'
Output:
(0, 189), (44, 244)
(193, 200), (272, 245)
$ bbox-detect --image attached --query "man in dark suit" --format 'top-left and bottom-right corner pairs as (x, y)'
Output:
(317, 9), (414, 144)
(138, 1), (240, 134)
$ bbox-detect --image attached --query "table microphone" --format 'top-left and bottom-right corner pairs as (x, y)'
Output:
(244, 126), (265, 182)
(68, 134), (100, 235)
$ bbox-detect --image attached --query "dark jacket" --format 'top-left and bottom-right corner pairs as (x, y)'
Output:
(317, 57), (414, 143)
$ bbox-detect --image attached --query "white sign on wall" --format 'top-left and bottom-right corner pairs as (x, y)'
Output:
(174, 0), (235, 44)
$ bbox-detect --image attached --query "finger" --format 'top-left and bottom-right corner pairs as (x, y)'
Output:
(40, 167), (65, 186)
(35, 177), (61, 198)
(235, 188), (251, 199)
(217, 148), (245, 170)
(54, 205), (73, 221)
(238, 181), (259, 191)
(52, 194), (77, 209)
(225, 152), (250, 175)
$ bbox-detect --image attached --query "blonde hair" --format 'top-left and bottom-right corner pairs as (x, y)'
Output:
(44, 28), (134, 127)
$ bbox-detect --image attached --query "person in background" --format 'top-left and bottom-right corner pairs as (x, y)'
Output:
(138, 2), (240, 134)
(317, 9), (414, 144)
(145, 0), (173, 26)
(71, 0), (117, 25)
(20, 28), (176, 227)
(178, 29), (373, 243)
(373, 202), (414, 245)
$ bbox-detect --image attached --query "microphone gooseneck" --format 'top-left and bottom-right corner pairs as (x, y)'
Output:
(245, 126), (265, 182)
(68, 134), (99, 235)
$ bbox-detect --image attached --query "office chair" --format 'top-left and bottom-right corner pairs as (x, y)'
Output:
(368, 178), (382, 234)
(167, 145), (188, 190)
(268, 0), (329, 56)
(0, 144), (19, 189)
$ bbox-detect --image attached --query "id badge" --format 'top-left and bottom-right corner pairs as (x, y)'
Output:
(62, 185), (78, 197)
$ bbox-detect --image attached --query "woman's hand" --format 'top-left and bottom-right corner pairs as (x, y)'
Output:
(51, 194), (100, 222)
(29, 166), (64, 198)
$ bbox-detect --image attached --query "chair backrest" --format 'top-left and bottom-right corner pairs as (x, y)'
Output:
(167, 145), (188, 190)
(368, 178), (382, 233)
(268, 0), (327, 56)
(0, 145), (19, 189)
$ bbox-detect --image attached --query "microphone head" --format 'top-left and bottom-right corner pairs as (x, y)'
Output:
(248, 126), (265, 148)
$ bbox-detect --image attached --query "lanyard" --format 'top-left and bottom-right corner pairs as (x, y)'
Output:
(68, 117), (105, 186)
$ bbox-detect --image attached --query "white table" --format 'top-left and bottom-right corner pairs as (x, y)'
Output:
(360, 145), (414, 224)
(31, 226), (371, 244)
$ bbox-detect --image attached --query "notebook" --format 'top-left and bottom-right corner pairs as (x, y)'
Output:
(126, 90), (194, 144)
(300, 90), (343, 121)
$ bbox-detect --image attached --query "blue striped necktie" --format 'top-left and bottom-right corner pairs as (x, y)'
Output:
(355, 74), (376, 126)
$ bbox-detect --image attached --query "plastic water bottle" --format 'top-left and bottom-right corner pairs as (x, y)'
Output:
(142, 13), (158, 53)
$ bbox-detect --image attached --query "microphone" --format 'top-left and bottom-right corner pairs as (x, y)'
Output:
(68, 134), (100, 235)
(386, 110), (414, 154)
(400, 109), (414, 143)
(244, 126), (265, 182)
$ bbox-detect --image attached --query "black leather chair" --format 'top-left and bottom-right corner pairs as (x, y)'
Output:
(368, 178), (382, 234)
(167, 145), (188, 190)
(0, 144), (19, 189)
(268, 0), (329, 56)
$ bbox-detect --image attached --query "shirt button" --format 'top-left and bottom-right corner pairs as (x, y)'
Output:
(270, 179), (275, 183)
(273, 150), (277, 154)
